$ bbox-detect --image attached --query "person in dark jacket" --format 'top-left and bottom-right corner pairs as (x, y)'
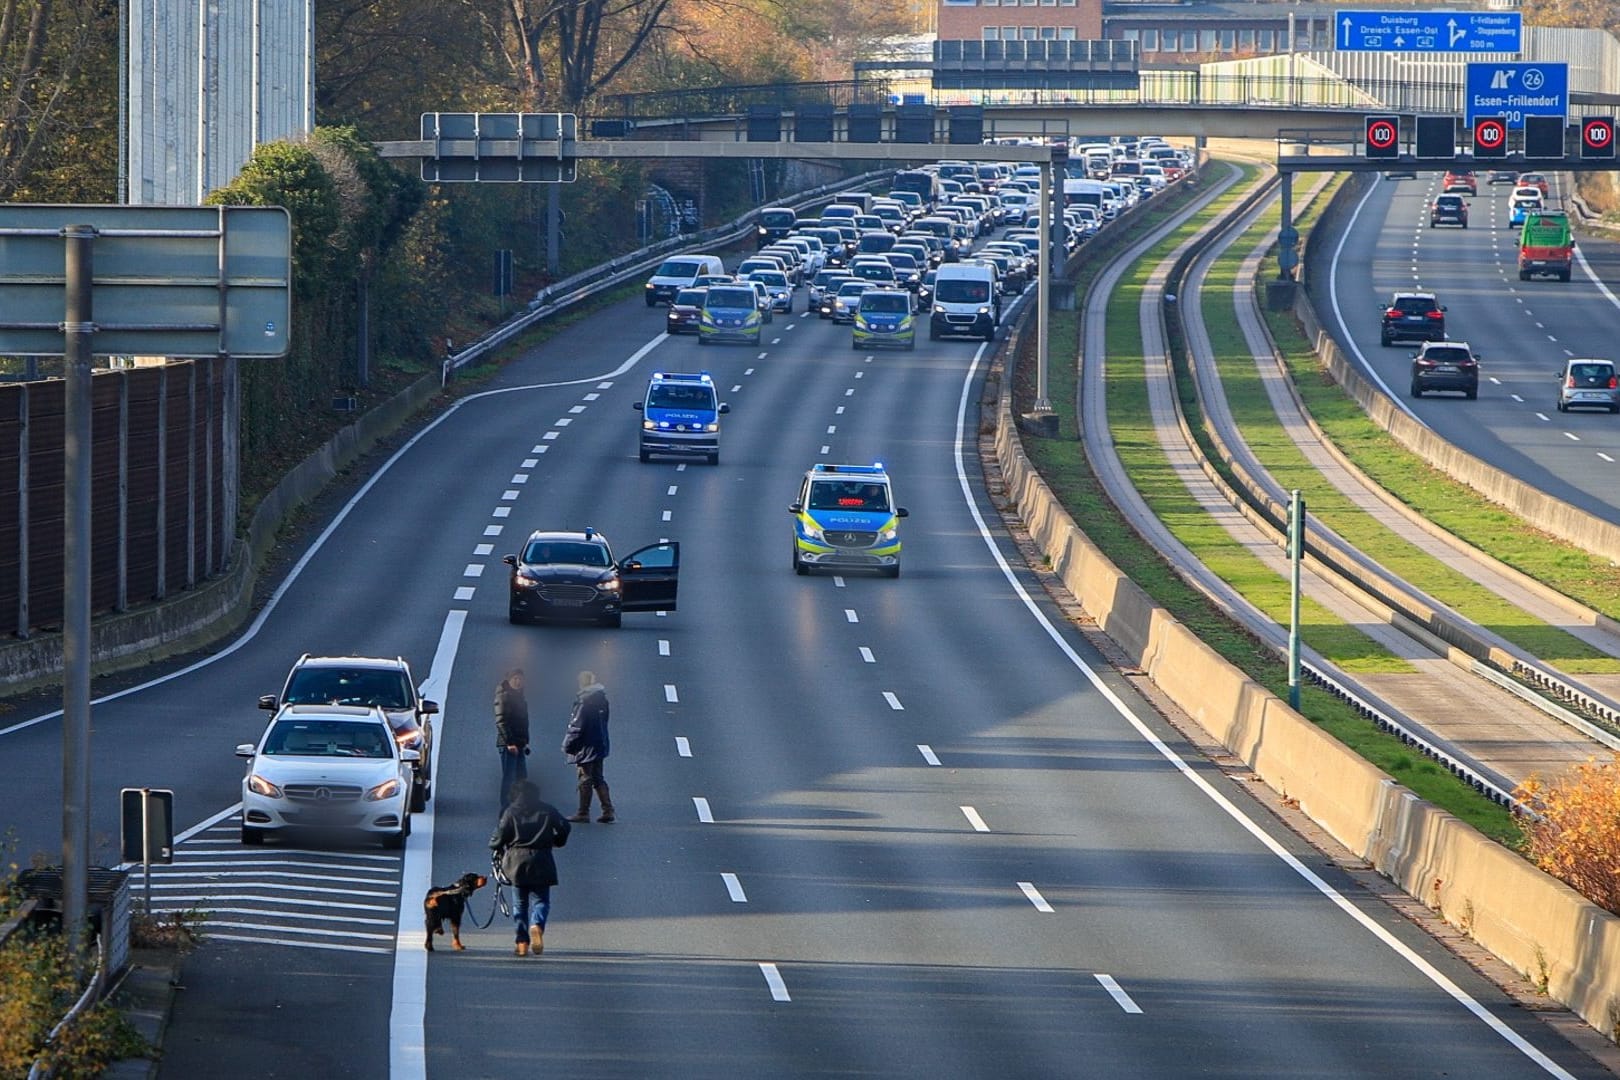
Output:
(561, 670), (613, 823)
(494, 670), (530, 811)
(489, 780), (569, 956)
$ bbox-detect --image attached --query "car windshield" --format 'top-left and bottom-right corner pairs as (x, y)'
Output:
(808, 480), (891, 512)
(522, 540), (612, 566)
(1425, 347), (1472, 364)
(285, 667), (412, 710)
(1436, 196), (1463, 207)
(885, 253), (919, 271)
(674, 289), (706, 306)
(861, 293), (910, 314)
(1571, 363), (1613, 381)
(263, 719), (392, 758)
(647, 384), (715, 409)
(705, 288), (756, 309)
(752, 271), (789, 288)
(936, 278), (990, 303)
(1392, 297), (1434, 314)
(760, 209), (795, 228)
(655, 259), (702, 277)
(855, 264), (893, 281)
(837, 283), (869, 298)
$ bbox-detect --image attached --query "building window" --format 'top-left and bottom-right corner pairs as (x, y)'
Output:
(1142, 28), (1159, 51)
(1200, 29), (1217, 51)
(1258, 29), (1274, 50)
(1003, 26), (1017, 39)
(1040, 25), (1057, 37)
(1058, 26), (1076, 39)
(983, 27), (999, 39)
(1219, 29), (1235, 51)
(1120, 29), (1139, 41)
(1059, 0), (1077, 5)
(941, 0), (976, 5)
(1160, 31), (1177, 52)
(982, 0), (998, 6)
(1180, 30), (1196, 51)
(1021, 26), (1037, 39)
(1238, 28), (1255, 49)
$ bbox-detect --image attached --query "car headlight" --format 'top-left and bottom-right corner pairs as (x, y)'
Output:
(645, 283), (656, 290)
(978, 307), (991, 315)
(247, 774), (283, 798)
(854, 315), (868, 328)
(395, 729), (421, 749)
(878, 527), (898, 542)
(705, 422), (720, 432)
(597, 578), (621, 592)
(758, 226), (768, 235)
(513, 575), (543, 589)
(365, 778), (402, 802)
(642, 419), (656, 430)
(700, 312), (714, 325)
(933, 304), (946, 313)
(801, 520), (825, 542)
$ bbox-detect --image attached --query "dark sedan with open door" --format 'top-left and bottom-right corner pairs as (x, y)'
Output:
(505, 529), (679, 628)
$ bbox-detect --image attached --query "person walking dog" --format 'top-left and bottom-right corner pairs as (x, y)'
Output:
(490, 780), (570, 957)
(494, 669), (530, 810)
(562, 671), (613, 823)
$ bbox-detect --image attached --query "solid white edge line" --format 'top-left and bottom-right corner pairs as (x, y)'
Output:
(960, 806), (990, 832)
(759, 962), (791, 1001)
(389, 609), (466, 1080)
(1328, 179), (1427, 428)
(721, 872), (748, 903)
(1, 334), (670, 740)
(1017, 881), (1055, 913)
(951, 342), (1575, 1077)
(1095, 973), (1144, 1014)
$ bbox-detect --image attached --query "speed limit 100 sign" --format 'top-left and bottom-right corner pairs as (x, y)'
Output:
(1473, 117), (1507, 158)
(1364, 115), (1400, 159)
(1582, 117), (1616, 159)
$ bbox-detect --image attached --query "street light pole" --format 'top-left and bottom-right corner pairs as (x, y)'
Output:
(1034, 155), (1052, 412)
(1288, 488), (1305, 711)
(61, 224), (97, 970)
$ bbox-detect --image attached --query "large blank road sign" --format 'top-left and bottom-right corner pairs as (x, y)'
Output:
(420, 113), (577, 182)
(0, 205), (291, 358)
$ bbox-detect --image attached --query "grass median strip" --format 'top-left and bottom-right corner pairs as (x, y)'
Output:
(1013, 165), (1517, 842)
(1253, 188), (1620, 671)
(1104, 169), (1412, 676)
(1203, 199), (1620, 676)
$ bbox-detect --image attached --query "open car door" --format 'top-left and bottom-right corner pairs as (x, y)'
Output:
(619, 542), (679, 612)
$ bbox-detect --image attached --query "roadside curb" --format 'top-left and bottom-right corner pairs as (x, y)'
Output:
(103, 953), (181, 1080)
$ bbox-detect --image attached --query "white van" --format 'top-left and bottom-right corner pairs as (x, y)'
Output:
(929, 263), (999, 342)
(645, 254), (726, 306)
(830, 192), (876, 214)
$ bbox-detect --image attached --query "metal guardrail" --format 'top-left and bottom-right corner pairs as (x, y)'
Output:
(24, 931), (105, 1080)
(1155, 173), (1523, 808)
(443, 169), (891, 376)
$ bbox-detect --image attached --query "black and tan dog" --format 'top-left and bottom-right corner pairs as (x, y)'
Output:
(424, 872), (488, 951)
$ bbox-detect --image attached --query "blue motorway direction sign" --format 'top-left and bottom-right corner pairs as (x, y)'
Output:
(1465, 62), (1567, 129)
(1335, 10), (1521, 53)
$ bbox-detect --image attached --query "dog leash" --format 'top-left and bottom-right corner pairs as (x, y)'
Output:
(464, 889), (503, 930)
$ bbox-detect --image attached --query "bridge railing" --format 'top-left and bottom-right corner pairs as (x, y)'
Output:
(598, 79), (893, 120)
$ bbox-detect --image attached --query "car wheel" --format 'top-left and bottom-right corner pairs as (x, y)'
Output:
(707, 452), (719, 466)
(600, 612), (622, 629)
(1465, 386), (1478, 401)
(1380, 335), (1392, 348)
(1610, 403), (1618, 415)
(639, 449), (651, 463)
(508, 606), (525, 625)
(645, 296), (657, 308)
(983, 329), (995, 343)
(1519, 270), (1530, 281)
(1410, 383), (1423, 398)
(793, 550), (809, 576)
(1559, 270), (1572, 282)
(852, 340), (861, 351)
(929, 327), (939, 341)
(1557, 400), (1566, 412)
(883, 565), (901, 579)
(383, 828), (407, 851)
(906, 339), (915, 351)
(241, 826), (265, 846)
(410, 781), (428, 814)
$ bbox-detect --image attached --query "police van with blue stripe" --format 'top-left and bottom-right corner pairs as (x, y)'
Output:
(790, 463), (908, 577)
(634, 371), (729, 465)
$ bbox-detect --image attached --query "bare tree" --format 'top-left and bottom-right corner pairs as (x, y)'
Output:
(0, 0), (104, 199)
(499, 0), (678, 107)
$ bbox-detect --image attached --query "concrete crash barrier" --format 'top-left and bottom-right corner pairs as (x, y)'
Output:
(992, 346), (1620, 1042)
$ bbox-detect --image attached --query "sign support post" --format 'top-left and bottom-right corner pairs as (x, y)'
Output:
(61, 224), (95, 973)
(1288, 489), (1305, 711)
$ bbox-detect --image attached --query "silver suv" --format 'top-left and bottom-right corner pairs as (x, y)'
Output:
(1556, 358), (1620, 414)
(260, 656), (438, 812)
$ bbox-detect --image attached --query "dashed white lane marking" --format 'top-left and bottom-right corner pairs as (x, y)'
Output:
(845, 609), (859, 623)
(760, 963), (791, 1002)
(864, 356), (873, 363)
(533, 445), (548, 454)
(583, 393), (600, 401)
(859, 646), (875, 663)
(662, 509), (673, 522)
(918, 744), (941, 766)
(1535, 322), (1545, 330)
(676, 464), (687, 472)
(484, 525), (503, 536)
(721, 873), (748, 903)
(569, 405), (586, 414)
(820, 445), (831, 455)
(554, 417), (573, 427)
(664, 684), (680, 703)
(693, 797), (715, 823)
(836, 406), (846, 415)
(883, 691), (904, 711)
(657, 611), (668, 618)
(826, 425), (837, 434)
(597, 381), (613, 389)
(771, 337), (782, 345)
(501, 490), (519, 500)
(855, 371), (865, 379)
(833, 575), (846, 588)
(1488, 376), (1501, 385)
(511, 474), (529, 484)
(474, 544), (493, 556)
(1510, 394), (1524, 403)
(1548, 335), (1559, 342)
(493, 507), (511, 517)
(845, 388), (855, 396)
(1564, 348), (1575, 357)
(454, 587), (476, 601)
(1564, 432), (1580, 441)
(675, 737), (692, 758)
(667, 485), (679, 496)
(1096, 974), (1144, 1014)
(1536, 413), (1551, 422)
(1601, 453), (1616, 463)
(521, 459), (537, 469)
(960, 806), (990, 832)
(1018, 882), (1055, 913)
(462, 564), (484, 578)
(658, 639), (671, 657)
(542, 431), (559, 440)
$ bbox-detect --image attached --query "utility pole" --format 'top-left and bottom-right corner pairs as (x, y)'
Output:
(1288, 489), (1305, 711)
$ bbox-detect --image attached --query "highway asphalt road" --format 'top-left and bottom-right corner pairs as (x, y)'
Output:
(1322, 171), (1620, 525)
(1, 219), (1611, 1078)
